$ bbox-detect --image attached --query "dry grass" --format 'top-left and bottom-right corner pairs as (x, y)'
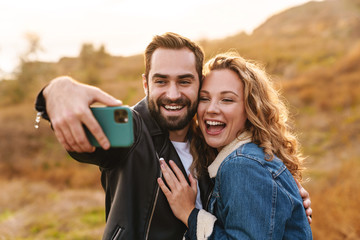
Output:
(0, 179), (105, 240)
(305, 159), (360, 240)
(280, 42), (360, 239)
(0, 103), (106, 239)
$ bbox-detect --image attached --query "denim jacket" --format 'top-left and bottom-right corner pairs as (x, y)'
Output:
(186, 134), (312, 240)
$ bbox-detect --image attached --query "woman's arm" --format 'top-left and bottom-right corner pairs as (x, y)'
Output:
(157, 160), (198, 226)
(158, 160), (217, 240)
(209, 157), (291, 239)
(158, 158), (284, 239)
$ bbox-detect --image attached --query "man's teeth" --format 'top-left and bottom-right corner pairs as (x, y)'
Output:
(206, 121), (225, 126)
(165, 105), (183, 110)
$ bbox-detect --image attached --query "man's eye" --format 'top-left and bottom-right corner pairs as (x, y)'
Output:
(155, 80), (166, 84)
(180, 80), (191, 85)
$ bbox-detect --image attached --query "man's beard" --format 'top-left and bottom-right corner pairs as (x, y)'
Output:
(148, 95), (198, 131)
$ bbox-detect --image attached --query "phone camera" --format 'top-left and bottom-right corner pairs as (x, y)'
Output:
(114, 109), (128, 123)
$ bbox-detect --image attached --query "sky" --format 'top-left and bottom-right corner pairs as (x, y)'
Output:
(0, 0), (313, 76)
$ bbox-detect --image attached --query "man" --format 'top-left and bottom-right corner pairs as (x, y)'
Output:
(35, 32), (311, 239)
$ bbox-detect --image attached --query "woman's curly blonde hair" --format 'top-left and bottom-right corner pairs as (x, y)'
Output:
(190, 52), (304, 180)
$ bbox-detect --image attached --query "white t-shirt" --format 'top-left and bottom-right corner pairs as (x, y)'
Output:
(171, 141), (203, 210)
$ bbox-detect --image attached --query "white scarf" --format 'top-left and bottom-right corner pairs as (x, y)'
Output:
(208, 131), (252, 178)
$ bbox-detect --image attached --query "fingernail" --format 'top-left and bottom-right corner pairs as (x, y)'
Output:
(103, 142), (110, 150)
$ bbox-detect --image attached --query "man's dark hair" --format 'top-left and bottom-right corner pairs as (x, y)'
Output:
(144, 32), (204, 83)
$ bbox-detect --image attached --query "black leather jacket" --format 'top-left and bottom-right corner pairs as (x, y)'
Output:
(35, 96), (213, 240)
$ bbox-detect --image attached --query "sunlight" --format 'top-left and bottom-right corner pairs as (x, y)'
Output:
(0, 0), (312, 75)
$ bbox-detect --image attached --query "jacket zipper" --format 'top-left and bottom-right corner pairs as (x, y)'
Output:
(111, 226), (123, 240)
(145, 153), (162, 240)
(204, 182), (214, 210)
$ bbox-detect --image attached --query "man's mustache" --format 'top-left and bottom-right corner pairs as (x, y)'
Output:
(156, 97), (190, 106)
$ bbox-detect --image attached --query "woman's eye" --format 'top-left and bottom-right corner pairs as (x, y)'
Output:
(222, 98), (234, 102)
(199, 97), (209, 101)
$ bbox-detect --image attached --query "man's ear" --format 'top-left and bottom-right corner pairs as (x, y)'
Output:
(142, 74), (148, 96)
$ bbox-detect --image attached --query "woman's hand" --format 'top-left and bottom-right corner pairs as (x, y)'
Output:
(157, 160), (197, 227)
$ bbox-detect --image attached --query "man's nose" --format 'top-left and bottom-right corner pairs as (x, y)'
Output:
(166, 83), (181, 100)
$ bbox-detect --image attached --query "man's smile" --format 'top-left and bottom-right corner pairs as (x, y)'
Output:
(164, 104), (184, 111)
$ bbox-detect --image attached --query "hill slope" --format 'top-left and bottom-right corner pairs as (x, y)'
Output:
(201, 0), (360, 78)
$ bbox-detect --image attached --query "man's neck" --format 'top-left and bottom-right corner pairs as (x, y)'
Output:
(169, 125), (190, 142)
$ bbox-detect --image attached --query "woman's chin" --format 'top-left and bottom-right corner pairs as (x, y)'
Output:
(205, 138), (225, 151)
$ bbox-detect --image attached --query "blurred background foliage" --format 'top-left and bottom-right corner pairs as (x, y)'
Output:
(0, 0), (359, 239)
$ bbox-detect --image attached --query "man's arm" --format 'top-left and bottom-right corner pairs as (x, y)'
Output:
(36, 76), (122, 152)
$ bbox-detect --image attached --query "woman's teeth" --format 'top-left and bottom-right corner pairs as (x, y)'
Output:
(206, 121), (224, 126)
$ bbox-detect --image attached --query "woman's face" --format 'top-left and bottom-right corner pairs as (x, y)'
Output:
(197, 69), (247, 151)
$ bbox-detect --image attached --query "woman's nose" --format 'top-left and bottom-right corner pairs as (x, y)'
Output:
(206, 100), (220, 114)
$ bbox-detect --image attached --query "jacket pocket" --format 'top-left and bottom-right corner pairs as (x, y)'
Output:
(111, 225), (124, 240)
(208, 192), (219, 214)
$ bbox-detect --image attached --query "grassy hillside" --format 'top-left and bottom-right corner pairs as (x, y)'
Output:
(281, 42), (360, 239)
(0, 0), (359, 239)
(201, 0), (360, 77)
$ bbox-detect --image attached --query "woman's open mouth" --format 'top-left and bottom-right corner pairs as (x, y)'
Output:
(205, 120), (226, 134)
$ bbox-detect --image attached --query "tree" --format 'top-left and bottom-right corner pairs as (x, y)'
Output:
(78, 43), (110, 84)
(8, 32), (54, 103)
(21, 32), (44, 62)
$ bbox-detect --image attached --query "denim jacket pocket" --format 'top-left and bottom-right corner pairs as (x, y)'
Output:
(208, 191), (219, 214)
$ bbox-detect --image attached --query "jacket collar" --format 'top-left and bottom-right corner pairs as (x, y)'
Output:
(208, 131), (252, 178)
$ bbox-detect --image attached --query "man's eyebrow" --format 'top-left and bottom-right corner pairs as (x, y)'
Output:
(178, 74), (195, 79)
(152, 73), (168, 79)
(151, 73), (196, 79)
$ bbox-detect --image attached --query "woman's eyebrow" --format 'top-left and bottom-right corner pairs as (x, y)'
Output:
(221, 90), (239, 97)
(200, 90), (239, 97)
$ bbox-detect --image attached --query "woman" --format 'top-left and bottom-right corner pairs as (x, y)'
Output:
(157, 53), (313, 239)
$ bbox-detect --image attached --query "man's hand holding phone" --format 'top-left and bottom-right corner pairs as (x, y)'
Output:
(43, 76), (122, 152)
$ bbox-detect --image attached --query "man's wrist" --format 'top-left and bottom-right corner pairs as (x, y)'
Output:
(43, 76), (73, 100)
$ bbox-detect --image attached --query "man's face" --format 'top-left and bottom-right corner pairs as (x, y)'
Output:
(143, 48), (200, 131)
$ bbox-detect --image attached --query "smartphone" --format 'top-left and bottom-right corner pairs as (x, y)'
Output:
(85, 106), (134, 147)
